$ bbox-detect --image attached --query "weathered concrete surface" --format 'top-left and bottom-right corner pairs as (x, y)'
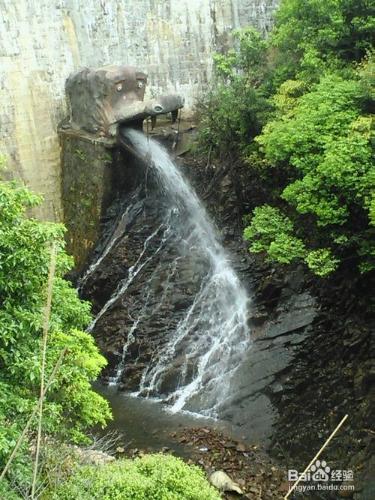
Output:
(60, 131), (116, 270)
(65, 65), (184, 136)
(234, 0), (280, 33)
(0, 0), (279, 221)
(60, 119), (197, 269)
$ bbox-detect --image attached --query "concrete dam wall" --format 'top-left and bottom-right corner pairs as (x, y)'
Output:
(0, 0), (278, 221)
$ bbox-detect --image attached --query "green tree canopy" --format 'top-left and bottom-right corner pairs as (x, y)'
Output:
(247, 59), (374, 275)
(0, 175), (111, 486)
(198, 0), (374, 277)
(271, 0), (375, 85)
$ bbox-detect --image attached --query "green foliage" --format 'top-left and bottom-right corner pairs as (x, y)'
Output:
(243, 205), (295, 252)
(268, 234), (307, 265)
(197, 28), (272, 157)
(272, 79), (307, 113)
(305, 249), (340, 276)
(0, 178), (111, 487)
(271, 0), (375, 84)
(198, 0), (374, 277)
(47, 454), (221, 500)
(74, 149), (87, 162)
(254, 69), (374, 273)
(370, 195), (375, 226)
(214, 28), (268, 83)
(197, 82), (271, 157)
(0, 479), (21, 500)
(244, 205), (308, 264)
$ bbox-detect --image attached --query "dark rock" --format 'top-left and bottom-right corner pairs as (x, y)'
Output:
(79, 147), (374, 495)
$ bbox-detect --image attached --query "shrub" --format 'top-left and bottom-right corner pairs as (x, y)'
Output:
(197, 82), (271, 158)
(250, 68), (374, 274)
(271, 0), (375, 85)
(0, 176), (111, 489)
(197, 0), (374, 278)
(47, 454), (221, 500)
(196, 27), (272, 158)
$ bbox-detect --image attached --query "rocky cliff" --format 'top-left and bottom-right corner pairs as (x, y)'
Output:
(79, 138), (373, 497)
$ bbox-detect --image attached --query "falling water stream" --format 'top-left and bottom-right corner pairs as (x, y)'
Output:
(87, 128), (251, 419)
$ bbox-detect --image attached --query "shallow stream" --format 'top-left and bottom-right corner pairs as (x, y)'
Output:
(95, 383), (238, 456)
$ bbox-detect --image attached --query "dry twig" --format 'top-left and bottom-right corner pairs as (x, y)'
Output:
(31, 242), (57, 498)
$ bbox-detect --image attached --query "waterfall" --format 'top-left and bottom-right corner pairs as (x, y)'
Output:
(90, 128), (251, 418)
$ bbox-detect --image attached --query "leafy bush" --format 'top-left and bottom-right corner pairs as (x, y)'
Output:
(244, 205), (296, 253)
(250, 68), (374, 274)
(213, 27), (268, 83)
(197, 0), (374, 277)
(0, 177), (111, 487)
(271, 0), (375, 85)
(197, 28), (272, 157)
(197, 82), (271, 157)
(47, 454), (221, 500)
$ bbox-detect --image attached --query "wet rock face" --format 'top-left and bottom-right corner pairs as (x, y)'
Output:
(218, 288), (317, 441)
(271, 270), (375, 498)
(80, 146), (373, 493)
(80, 149), (319, 445)
(185, 156), (374, 495)
(80, 175), (211, 397)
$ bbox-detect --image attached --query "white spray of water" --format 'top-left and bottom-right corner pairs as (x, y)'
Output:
(108, 255), (181, 385)
(79, 205), (131, 290)
(88, 216), (173, 333)
(115, 129), (252, 416)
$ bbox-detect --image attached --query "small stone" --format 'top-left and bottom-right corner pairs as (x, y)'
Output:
(236, 443), (247, 452)
(78, 449), (115, 466)
(247, 486), (260, 494)
(209, 471), (243, 494)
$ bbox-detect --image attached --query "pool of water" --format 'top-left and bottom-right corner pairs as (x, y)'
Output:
(95, 383), (233, 456)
